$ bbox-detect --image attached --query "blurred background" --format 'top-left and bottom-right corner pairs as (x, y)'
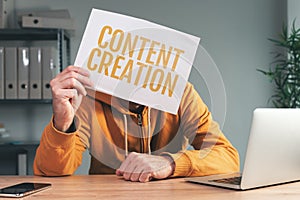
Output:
(1, 0), (298, 175)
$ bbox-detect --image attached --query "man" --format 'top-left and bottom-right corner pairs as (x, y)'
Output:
(34, 65), (239, 182)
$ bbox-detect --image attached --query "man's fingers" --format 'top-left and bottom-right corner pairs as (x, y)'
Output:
(56, 71), (93, 89)
(52, 76), (88, 97)
(117, 152), (137, 174)
(116, 152), (153, 182)
(60, 65), (91, 78)
(139, 171), (153, 183)
(54, 66), (94, 88)
(56, 88), (78, 99)
(121, 161), (136, 181)
(117, 153), (174, 183)
(116, 152), (141, 180)
(129, 167), (145, 182)
(67, 71), (94, 88)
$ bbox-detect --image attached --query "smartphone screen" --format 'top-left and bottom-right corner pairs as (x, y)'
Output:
(0, 182), (51, 197)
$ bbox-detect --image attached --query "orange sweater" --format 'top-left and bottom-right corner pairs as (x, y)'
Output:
(34, 83), (239, 177)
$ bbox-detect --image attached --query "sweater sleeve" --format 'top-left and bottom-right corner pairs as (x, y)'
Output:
(166, 83), (240, 177)
(33, 116), (86, 176)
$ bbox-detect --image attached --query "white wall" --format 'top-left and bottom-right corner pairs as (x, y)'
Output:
(288, 0), (300, 26)
(0, 0), (286, 174)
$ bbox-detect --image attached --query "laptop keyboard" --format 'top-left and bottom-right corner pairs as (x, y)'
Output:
(209, 176), (242, 185)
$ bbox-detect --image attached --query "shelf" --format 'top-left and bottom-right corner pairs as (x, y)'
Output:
(0, 28), (71, 71)
(0, 28), (71, 103)
(0, 28), (70, 41)
(0, 99), (52, 104)
(0, 141), (39, 146)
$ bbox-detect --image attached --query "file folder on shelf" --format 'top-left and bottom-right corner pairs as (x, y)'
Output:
(0, 0), (15, 28)
(0, 47), (4, 99)
(21, 15), (75, 30)
(5, 47), (17, 99)
(17, 150), (28, 176)
(29, 47), (42, 99)
(42, 47), (58, 99)
(18, 47), (29, 99)
(17, 9), (72, 21)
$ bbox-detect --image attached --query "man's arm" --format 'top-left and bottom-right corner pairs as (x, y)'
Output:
(166, 83), (240, 177)
(34, 66), (93, 176)
(33, 117), (86, 176)
(116, 83), (239, 181)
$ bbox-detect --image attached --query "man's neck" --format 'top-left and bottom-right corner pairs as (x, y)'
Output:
(119, 99), (145, 114)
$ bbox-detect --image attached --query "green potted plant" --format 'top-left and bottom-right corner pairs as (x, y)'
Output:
(258, 20), (300, 108)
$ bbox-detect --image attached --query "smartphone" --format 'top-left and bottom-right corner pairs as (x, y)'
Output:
(0, 182), (51, 198)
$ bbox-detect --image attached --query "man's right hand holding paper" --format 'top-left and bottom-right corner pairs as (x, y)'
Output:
(50, 66), (94, 132)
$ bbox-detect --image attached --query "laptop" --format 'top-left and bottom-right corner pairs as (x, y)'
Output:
(185, 108), (300, 190)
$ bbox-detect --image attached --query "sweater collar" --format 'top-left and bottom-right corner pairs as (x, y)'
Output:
(86, 88), (146, 115)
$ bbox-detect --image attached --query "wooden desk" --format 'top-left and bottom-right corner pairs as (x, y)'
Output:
(1, 175), (300, 200)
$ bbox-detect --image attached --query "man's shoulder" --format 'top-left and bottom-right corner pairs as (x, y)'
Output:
(182, 82), (197, 97)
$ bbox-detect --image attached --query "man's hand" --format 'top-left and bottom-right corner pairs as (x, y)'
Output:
(50, 66), (94, 132)
(116, 152), (175, 183)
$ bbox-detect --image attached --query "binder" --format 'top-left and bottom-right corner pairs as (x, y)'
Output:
(17, 150), (27, 175)
(0, 47), (4, 99)
(29, 47), (42, 99)
(17, 47), (29, 99)
(4, 47), (17, 99)
(21, 15), (75, 30)
(17, 9), (71, 20)
(0, 0), (15, 28)
(42, 47), (58, 99)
